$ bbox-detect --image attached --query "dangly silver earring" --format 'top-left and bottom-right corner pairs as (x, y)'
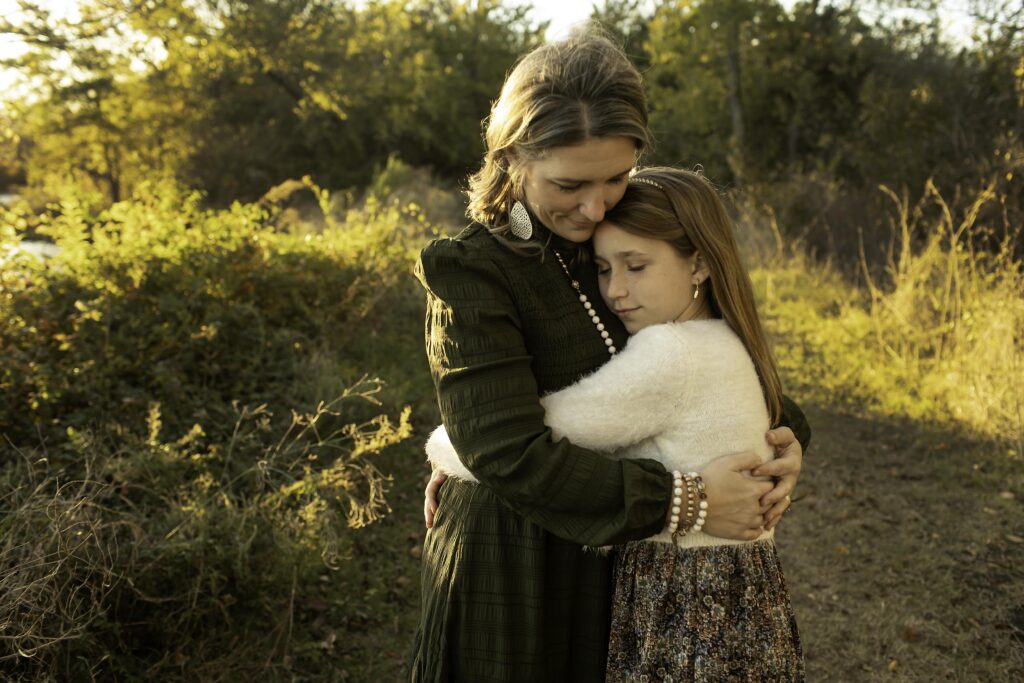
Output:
(509, 201), (533, 240)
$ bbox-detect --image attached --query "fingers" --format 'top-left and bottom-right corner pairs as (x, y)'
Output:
(423, 472), (446, 529)
(713, 450), (765, 472)
(765, 426), (795, 447)
(752, 442), (802, 479)
(752, 457), (797, 478)
(764, 495), (792, 530)
(424, 498), (436, 529)
(760, 475), (796, 507)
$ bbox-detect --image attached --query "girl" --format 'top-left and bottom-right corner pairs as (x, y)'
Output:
(410, 26), (810, 682)
(427, 167), (803, 680)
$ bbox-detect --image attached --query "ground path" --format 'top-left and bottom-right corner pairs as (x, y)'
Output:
(780, 406), (1023, 681)
(343, 405), (1024, 681)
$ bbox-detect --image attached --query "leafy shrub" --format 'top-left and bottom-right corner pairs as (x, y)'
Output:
(0, 181), (427, 679)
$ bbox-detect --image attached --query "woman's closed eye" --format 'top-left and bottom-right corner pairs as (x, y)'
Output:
(555, 175), (628, 193)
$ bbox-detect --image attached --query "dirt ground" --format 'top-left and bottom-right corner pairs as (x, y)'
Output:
(778, 406), (1024, 681)
(340, 404), (1024, 681)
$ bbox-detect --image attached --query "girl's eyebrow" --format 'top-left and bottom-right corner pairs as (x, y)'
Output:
(594, 250), (648, 262)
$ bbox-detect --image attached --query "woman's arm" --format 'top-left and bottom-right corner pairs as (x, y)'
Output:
(778, 395), (812, 451)
(417, 238), (672, 547)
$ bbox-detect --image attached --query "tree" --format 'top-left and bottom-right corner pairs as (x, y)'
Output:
(3, 0), (544, 204)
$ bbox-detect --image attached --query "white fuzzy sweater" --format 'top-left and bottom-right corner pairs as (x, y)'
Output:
(426, 319), (775, 549)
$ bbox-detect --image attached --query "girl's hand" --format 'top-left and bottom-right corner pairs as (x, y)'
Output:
(753, 426), (802, 530)
(699, 452), (774, 541)
(424, 469), (448, 529)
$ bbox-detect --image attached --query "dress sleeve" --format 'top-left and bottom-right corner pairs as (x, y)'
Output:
(417, 238), (672, 546)
(779, 395), (812, 451)
(539, 325), (689, 452)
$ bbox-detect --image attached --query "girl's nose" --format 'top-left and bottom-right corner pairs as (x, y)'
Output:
(605, 270), (628, 300)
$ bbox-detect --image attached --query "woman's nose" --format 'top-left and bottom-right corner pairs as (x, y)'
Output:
(578, 191), (607, 223)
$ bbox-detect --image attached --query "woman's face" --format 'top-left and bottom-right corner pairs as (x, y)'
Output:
(593, 221), (707, 333)
(520, 136), (637, 243)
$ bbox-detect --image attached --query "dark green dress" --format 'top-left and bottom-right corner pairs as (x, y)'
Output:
(409, 224), (810, 683)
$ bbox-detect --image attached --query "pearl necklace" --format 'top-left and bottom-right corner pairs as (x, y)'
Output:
(553, 250), (617, 355)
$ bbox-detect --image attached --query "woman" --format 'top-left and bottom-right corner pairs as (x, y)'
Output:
(410, 28), (809, 683)
(428, 167), (805, 680)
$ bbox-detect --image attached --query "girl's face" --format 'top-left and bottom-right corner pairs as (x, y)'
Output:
(520, 136), (637, 243)
(593, 222), (708, 333)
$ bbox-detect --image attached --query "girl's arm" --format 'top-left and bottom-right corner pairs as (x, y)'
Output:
(425, 317), (684, 484)
(538, 324), (689, 452)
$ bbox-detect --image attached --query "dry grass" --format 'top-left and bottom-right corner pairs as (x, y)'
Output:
(0, 452), (122, 679)
(738, 180), (1024, 449)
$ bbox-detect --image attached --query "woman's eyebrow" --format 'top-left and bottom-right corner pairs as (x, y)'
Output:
(551, 166), (634, 183)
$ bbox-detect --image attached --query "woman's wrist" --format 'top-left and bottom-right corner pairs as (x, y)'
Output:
(669, 471), (708, 541)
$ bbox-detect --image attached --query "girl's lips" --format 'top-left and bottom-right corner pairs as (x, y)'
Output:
(614, 307), (639, 316)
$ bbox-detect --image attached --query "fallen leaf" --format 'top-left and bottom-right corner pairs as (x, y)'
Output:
(410, 544), (423, 559)
(888, 659), (899, 671)
(999, 491), (1016, 500)
(1006, 534), (1024, 544)
(836, 544), (850, 555)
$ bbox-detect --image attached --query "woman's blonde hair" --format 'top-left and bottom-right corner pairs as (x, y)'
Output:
(604, 167), (784, 425)
(467, 26), (650, 244)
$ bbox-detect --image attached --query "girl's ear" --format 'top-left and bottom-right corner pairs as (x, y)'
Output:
(693, 252), (711, 284)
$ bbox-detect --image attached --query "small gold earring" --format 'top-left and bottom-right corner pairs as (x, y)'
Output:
(693, 282), (700, 300)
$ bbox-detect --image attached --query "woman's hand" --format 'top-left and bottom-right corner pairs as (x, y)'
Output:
(699, 452), (774, 541)
(424, 469), (448, 529)
(753, 426), (802, 530)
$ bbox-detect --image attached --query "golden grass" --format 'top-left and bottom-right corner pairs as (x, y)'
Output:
(738, 181), (1024, 450)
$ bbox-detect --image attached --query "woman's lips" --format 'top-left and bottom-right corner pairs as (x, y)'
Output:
(569, 219), (596, 230)
(614, 307), (639, 317)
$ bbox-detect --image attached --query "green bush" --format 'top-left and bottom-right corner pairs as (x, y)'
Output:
(0, 181), (428, 679)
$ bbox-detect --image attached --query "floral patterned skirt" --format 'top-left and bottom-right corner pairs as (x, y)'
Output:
(607, 538), (803, 682)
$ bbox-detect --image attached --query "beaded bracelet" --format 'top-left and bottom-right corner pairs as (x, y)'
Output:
(672, 472), (710, 542)
(667, 470), (684, 535)
(688, 471), (708, 533)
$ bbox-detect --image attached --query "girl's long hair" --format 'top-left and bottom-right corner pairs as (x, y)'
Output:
(604, 167), (784, 425)
(466, 26), (650, 250)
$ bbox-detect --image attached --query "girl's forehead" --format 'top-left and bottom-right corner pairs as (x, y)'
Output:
(594, 222), (657, 255)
